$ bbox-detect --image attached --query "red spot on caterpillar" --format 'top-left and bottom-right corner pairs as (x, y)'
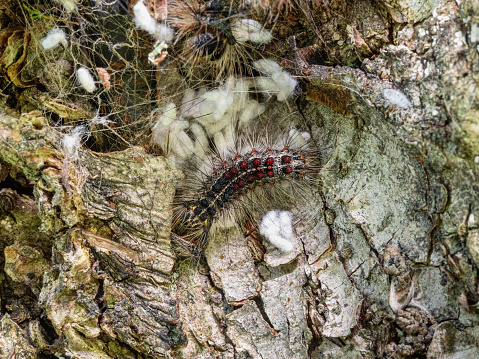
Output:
(267, 170), (274, 177)
(229, 167), (238, 175)
(265, 148), (271, 153)
(256, 171), (264, 180)
(251, 149), (257, 154)
(282, 155), (291, 163)
(233, 183), (239, 190)
(238, 180), (245, 187)
(265, 157), (274, 165)
(253, 158), (261, 166)
(247, 174), (255, 183)
(240, 161), (248, 169)
(282, 147), (289, 152)
(223, 172), (231, 180)
(283, 167), (293, 174)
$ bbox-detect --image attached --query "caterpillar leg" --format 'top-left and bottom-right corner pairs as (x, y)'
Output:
(170, 232), (206, 263)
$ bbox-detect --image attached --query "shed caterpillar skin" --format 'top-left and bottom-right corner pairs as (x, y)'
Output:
(166, 0), (278, 80)
(170, 130), (320, 260)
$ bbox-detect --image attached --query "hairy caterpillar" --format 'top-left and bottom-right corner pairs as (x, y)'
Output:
(167, 123), (321, 261)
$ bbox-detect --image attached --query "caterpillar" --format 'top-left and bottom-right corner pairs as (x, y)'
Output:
(168, 126), (321, 261)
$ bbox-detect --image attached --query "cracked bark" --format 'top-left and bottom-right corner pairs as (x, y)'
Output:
(1, 0), (479, 358)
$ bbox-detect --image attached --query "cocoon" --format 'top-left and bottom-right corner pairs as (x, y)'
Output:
(62, 125), (87, 158)
(253, 59), (297, 101)
(133, 0), (174, 42)
(231, 19), (273, 44)
(76, 67), (96, 93)
(41, 27), (67, 50)
(383, 89), (411, 109)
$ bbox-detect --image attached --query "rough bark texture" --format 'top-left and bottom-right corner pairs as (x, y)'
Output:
(1, 0), (479, 358)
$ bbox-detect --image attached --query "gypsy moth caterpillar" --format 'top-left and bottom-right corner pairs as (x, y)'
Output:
(179, 138), (319, 260)
(161, 110), (321, 261)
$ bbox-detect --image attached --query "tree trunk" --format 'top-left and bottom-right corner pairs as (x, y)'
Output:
(1, 0), (478, 358)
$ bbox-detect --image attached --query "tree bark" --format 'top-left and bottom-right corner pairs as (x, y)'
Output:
(1, 0), (478, 358)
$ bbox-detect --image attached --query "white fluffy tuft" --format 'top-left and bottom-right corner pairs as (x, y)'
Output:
(151, 103), (180, 152)
(239, 100), (265, 127)
(288, 129), (311, 148)
(180, 89), (202, 119)
(383, 89), (411, 109)
(156, 102), (178, 128)
(301, 131), (311, 142)
(63, 125), (86, 157)
(259, 210), (295, 252)
(76, 67), (96, 93)
(213, 131), (230, 159)
(253, 59), (297, 101)
(196, 77), (264, 135)
(133, 0), (157, 34)
(253, 59), (282, 75)
(133, 0), (174, 42)
(189, 123), (208, 160)
(41, 27), (68, 50)
(155, 24), (175, 43)
(150, 103), (211, 166)
(200, 87), (235, 122)
(231, 19), (273, 44)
